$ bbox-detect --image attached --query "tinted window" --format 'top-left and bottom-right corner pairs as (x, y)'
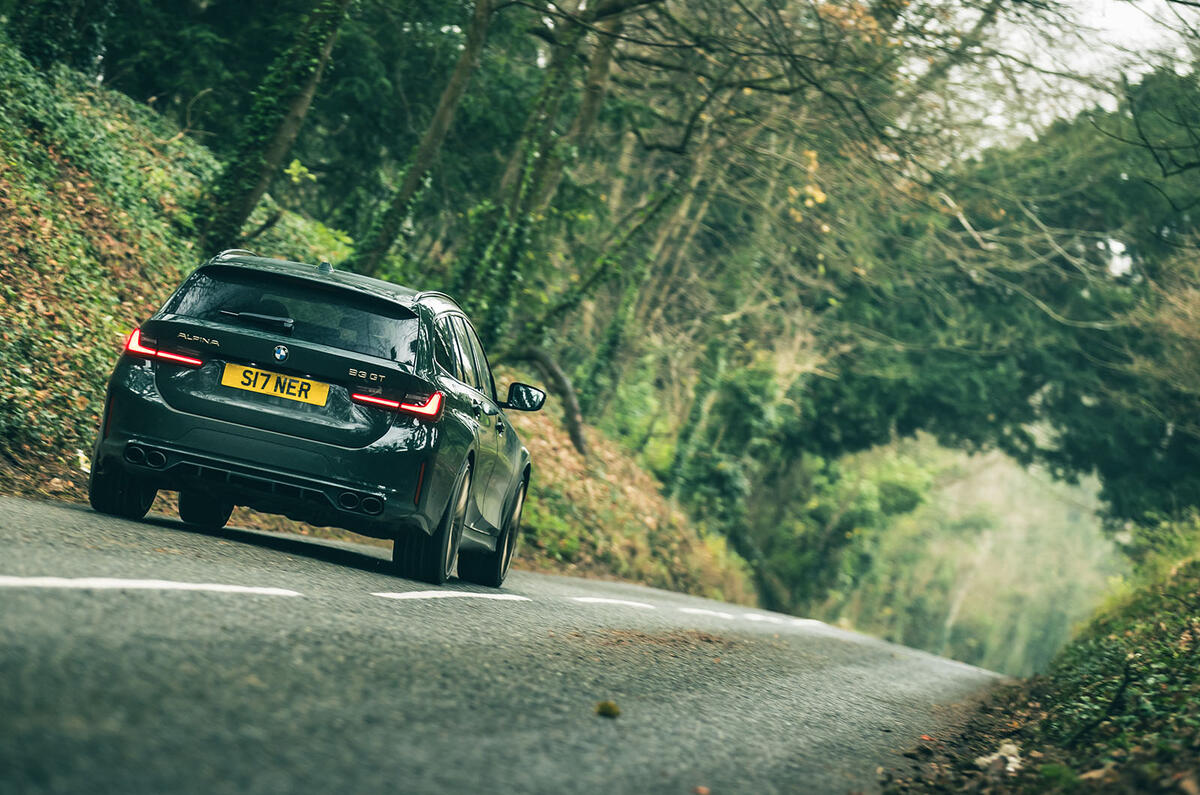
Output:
(166, 267), (419, 363)
(449, 316), (479, 389)
(433, 317), (459, 379)
(461, 321), (496, 401)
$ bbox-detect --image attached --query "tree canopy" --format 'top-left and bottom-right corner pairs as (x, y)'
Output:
(8, 0), (1200, 617)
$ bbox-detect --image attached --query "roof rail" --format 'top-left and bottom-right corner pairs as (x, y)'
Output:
(214, 248), (260, 259)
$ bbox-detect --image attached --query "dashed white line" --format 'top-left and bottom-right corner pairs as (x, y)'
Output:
(678, 607), (735, 620)
(570, 596), (657, 609)
(790, 618), (827, 627)
(372, 590), (531, 601)
(0, 576), (301, 596)
(741, 613), (790, 625)
(0, 576), (830, 630)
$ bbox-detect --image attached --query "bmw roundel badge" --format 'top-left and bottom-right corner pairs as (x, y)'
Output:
(273, 345), (289, 362)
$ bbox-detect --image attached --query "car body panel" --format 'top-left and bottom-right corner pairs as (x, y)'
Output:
(91, 252), (536, 553)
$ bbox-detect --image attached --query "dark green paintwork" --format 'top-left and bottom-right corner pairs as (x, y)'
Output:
(91, 252), (541, 555)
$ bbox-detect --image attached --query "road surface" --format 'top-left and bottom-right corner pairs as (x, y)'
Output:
(0, 495), (998, 794)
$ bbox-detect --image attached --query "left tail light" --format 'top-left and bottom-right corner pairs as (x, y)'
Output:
(351, 391), (444, 422)
(123, 328), (203, 367)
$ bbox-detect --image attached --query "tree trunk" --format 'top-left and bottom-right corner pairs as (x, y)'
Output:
(606, 130), (637, 217)
(632, 124), (715, 327)
(642, 175), (720, 332)
(498, 0), (654, 213)
(530, 17), (624, 214)
(508, 347), (590, 458)
(349, 0), (494, 276)
(938, 531), (994, 657)
(199, 0), (351, 254)
(495, 22), (583, 213)
(665, 342), (725, 498)
(508, 184), (679, 347)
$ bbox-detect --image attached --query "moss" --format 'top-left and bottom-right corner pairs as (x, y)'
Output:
(0, 35), (351, 507)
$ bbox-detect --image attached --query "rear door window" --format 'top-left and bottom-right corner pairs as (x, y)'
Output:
(449, 316), (479, 390)
(460, 321), (496, 402)
(433, 316), (460, 379)
(165, 266), (419, 363)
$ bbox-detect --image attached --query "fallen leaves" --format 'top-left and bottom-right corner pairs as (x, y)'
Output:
(973, 741), (1022, 774)
(503, 397), (757, 605)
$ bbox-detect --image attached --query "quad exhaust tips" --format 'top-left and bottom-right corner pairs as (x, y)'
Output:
(339, 491), (384, 516)
(125, 444), (168, 468)
(123, 443), (385, 515)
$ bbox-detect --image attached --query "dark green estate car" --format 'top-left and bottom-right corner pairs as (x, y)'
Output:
(88, 250), (545, 587)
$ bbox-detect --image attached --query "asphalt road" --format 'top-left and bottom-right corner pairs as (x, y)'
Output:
(0, 495), (999, 794)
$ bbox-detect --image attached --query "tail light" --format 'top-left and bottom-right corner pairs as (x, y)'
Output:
(351, 391), (443, 422)
(123, 328), (203, 367)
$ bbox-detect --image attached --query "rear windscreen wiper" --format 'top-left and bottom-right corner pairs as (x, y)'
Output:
(219, 309), (294, 334)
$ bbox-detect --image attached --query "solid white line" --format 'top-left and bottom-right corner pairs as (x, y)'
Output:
(372, 590), (531, 601)
(570, 596), (656, 609)
(0, 576), (301, 596)
(678, 607), (736, 619)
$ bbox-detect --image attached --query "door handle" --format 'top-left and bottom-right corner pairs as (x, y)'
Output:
(471, 400), (483, 417)
(496, 418), (505, 434)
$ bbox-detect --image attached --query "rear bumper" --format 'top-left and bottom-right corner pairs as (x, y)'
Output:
(94, 360), (446, 538)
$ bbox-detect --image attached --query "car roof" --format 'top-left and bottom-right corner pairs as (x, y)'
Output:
(205, 251), (445, 309)
(417, 292), (467, 316)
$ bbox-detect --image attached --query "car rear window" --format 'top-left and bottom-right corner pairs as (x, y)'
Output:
(164, 267), (419, 363)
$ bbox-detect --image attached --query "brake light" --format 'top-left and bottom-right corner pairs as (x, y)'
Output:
(351, 393), (401, 409)
(155, 350), (204, 366)
(401, 392), (443, 419)
(123, 328), (203, 367)
(351, 391), (443, 421)
(124, 328), (157, 357)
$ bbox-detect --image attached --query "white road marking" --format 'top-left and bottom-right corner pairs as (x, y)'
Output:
(570, 596), (656, 609)
(741, 613), (789, 625)
(373, 590), (531, 601)
(0, 576), (301, 596)
(678, 607), (735, 620)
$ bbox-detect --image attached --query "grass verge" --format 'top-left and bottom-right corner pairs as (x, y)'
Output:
(884, 525), (1200, 793)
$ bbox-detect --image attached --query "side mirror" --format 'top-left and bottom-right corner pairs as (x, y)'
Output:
(503, 382), (546, 412)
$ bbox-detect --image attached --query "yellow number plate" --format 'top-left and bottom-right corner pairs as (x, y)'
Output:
(220, 363), (329, 406)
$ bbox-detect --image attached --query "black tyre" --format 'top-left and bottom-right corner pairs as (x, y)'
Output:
(178, 490), (234, 530)
(458, 480), (525, 588)
(88, 458), (156, 521)
(393, 463), (471, 585)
